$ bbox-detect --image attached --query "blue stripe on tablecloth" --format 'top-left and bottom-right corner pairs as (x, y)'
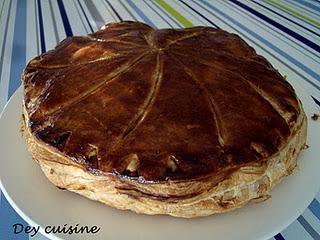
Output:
(48, 0), (59, 44)
(105, 0), (123, 21)
(297, 215), (320, 239)
(0, 195), (28, 240)
(128, 1), (171, 28)
(34, 0), (40, 55)
(262, 0), (320, 31)
(219, 0), (320, 66)
(103, 1), (119, 22)
(290, 0), (320, 15)
(286, 0), (320, 17)
(148, 0), (182, 27)
(274, 233), (286, 240)
(250, 0), (320, 39)
(1, 0), (28, 222)
(37, 0), (45, 53)
(118, 0), (138, 21)
(199, 0), (320, 86)
(99, 0), (117, 22)
(312, 96), (320, 107)
(84, 0), (105, 29)
(282, 220), (315, 240)
(143, 0), (174, 28)
(281, 220), (313, 240)
(228, 0), (320, 53)
(73, 0), (91, 34)
(0, 0), (12, 86)
(179, 0), (219, 28)
(309, 199), (320, 221)
(8, 0), (26, 97)
(57, 0), (73, 37)
(170, 0), (206, 26)
(302, 208), (320, 236)
(191, 0), (320, 97)
(77, 0), (94, 33)
(126, 0), (156, 27)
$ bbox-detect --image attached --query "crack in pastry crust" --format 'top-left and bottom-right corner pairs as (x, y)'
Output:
(22, 21), (307, 217)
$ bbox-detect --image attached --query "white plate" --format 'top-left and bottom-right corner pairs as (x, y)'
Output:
(0, 83), (319, 240)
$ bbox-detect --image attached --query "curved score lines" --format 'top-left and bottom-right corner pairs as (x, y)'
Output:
(122, 50), (164, 139)
(143, 28), (156, 49)
(29, 55), (120, 70)
(40, 51), (150, 117)
(240, 78), (292, 127)
(92, 26), (155, 48)
(31, 33), (149, 70)
(173, 51), (291, 128)
(26, 52), (129, 115)
(165, 31), (202, 48)
(175, 43), (292, 91)
(170, 54), (225, 147)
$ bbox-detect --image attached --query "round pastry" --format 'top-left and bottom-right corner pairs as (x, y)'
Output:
(22, 21), (307, 218)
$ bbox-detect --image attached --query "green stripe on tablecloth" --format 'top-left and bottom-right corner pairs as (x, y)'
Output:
(154, 0), (193, 27)
(265, 0), (320, 27)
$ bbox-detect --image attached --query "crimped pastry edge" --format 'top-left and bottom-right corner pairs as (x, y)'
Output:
(23, 105), (307, 218)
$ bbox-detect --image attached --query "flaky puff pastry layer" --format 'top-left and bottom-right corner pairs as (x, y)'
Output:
(24, 105), (307, 218)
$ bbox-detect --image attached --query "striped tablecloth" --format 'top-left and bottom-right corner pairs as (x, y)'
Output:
(0, 0), (319, 239)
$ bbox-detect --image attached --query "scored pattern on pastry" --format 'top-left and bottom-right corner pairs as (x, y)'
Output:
(23, 21), (300, 182)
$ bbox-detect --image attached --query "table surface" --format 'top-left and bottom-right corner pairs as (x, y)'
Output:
(0, 0), (319, 239)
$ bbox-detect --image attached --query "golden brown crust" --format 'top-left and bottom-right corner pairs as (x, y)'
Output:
(22, 21), (307, 217)
(24, 108), (307, 217)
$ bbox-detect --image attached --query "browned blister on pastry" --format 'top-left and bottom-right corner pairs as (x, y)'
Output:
(23, 21), (307, 218)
